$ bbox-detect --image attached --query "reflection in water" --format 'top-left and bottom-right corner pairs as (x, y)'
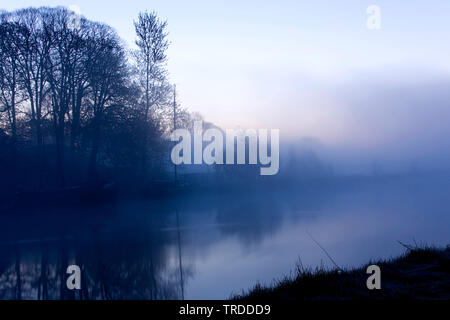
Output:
(0, 203), (190, 300)
(0, 174), (449, 299)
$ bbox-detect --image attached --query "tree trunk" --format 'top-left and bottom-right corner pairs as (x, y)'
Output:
(88, 114), (101, 185)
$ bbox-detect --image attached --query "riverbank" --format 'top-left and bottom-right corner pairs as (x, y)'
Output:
(235, 245), (450, 300)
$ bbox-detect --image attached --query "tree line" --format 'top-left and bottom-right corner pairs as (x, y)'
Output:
(0, 7), (193, 196)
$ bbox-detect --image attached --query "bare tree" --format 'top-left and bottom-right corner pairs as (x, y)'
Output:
(14, 8), (52, 187)
(0, 19), (22, 163)
(134, 11), (170, 175)
(84, 22), (129, 183)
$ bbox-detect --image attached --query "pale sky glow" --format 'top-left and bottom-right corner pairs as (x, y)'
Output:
(3, 0), (450, 169)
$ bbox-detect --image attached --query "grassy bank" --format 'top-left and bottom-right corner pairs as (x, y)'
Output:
(235, 245), (450, 300)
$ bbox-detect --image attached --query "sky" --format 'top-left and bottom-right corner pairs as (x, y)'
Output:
(2, 0), (450, 172)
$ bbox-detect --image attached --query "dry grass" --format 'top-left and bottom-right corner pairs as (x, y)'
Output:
(233, 245), (450, 300)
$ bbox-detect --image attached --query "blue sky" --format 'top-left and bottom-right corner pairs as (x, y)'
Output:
(3, 1), (450, 171)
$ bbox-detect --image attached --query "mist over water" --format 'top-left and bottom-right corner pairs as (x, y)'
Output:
(1, 173), (449, 299)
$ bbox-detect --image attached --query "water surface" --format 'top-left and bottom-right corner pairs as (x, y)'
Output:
(0, 174), (449, 299)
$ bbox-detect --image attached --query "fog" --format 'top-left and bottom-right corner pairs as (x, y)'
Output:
(271, 68), (450, 175)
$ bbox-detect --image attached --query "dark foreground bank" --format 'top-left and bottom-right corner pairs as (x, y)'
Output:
(235, 246), (450, 300)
